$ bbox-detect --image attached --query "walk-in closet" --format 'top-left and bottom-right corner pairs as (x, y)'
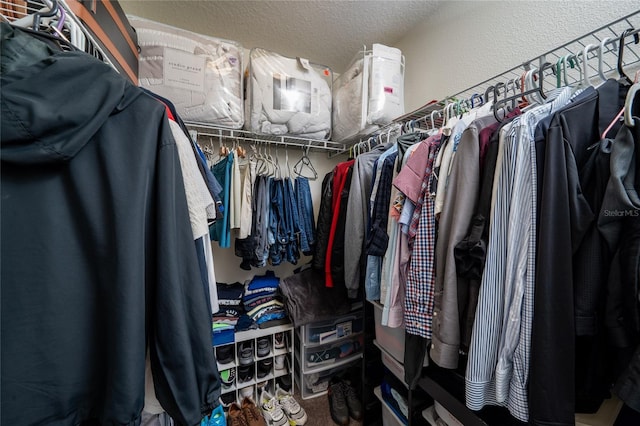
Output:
(2, 1), (640, 426)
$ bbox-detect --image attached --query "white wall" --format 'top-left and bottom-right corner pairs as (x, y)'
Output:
(395, 1), (640, 112)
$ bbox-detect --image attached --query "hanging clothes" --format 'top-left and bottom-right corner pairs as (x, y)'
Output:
(325, 159), (355, 288)
(343, 143), (390, 298)
(211, 152), (234, 248)
(0, 23), (220, 426)
(294, 176), (316, 256)
(365, 147), (398, 300)
(313, 170), (334, 271)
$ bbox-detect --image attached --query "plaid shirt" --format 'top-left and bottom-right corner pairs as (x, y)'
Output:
(405, 137), (441, 338)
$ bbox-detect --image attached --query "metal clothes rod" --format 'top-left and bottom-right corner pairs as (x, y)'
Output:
(185, 122), (348, 153)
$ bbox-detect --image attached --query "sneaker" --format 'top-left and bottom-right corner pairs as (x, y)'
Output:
(343, 380), (363, 420)
(260, 389), (288, 426)
(276, 375), (292, 393)
(257, 358), (273, 379)
(240, 386), (254, 399)
(228, 402), (249, 426)
(274, 333), (285, 349)
(221, 392), (236, 406)
(327, 378), (349, 426)
(238, 341), (254, 365)
(275, 384), (307, 425)
(274, 355), (285, 371)
(238, 364), (254, 383)
(257, 337), (271, 357)
(241, 397), (266, 426)
(216, 345), (234, 364)
(220, 368), (236, 389)
(208, 404), (226, 426)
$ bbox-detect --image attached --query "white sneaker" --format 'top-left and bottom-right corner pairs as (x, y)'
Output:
(274, 355), (286, 371)
(275, 384), (308, 425)
(260, 389), (288, 426)
(239, 386), (254, 399)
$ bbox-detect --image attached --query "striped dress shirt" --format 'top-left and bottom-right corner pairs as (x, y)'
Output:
(465, 120), (517, 410)
(467, 88), (572, 421)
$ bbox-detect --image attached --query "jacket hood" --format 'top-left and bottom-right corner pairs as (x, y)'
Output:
(1, 24), (142, 165)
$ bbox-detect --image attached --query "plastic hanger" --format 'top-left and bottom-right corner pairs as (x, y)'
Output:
(579, 44), (598, 87)
(469, 93), (483, 108)
(617, 28), (640, 84)
(624, 82), (640, 127)
(598, 37), (614, 82)
(33, 0), (58, 30)
(293, 146), (318, 180)
(602, 70), (640, 138)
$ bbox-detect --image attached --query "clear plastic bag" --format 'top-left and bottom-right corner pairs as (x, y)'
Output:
(367, 44), (405, 126)
(129, 16), (244, 129)
(331, 44), (404, 142)
(246, 48), (333, 140)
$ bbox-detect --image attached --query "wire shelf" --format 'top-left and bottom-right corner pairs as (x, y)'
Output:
(184, 122), (347, 153)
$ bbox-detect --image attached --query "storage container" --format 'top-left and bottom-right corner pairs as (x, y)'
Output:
(246, 47), (333, 139)
(374, 386), (406, 426)
(303, 310), (363, 345)
(296, 358), (360, 399)
(128, 16), (244, 129)
(373, 301), (405, 363)
(332, 44), (405, 142)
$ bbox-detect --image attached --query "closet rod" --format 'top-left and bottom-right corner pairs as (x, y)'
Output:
(185, 123), (348, 153)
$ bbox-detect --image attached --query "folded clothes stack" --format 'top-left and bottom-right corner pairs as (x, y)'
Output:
(243, 271), (289, 327)
(213, 282), (245, 326)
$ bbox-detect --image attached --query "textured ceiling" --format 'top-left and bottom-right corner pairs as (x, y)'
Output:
(120, 0), (444, 73)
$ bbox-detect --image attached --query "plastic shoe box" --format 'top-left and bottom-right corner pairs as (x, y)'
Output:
(303, 310), (364, 345)
(302, 334), (364, 370)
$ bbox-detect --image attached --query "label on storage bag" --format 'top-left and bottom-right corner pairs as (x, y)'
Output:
(163, 47), (206, 92)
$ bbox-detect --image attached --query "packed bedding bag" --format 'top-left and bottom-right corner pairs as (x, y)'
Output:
(128, 16), (244, 128)
(246, 47), (333, 140)
(332, 44), (405, 142)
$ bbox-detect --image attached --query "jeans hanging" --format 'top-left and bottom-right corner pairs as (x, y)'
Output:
(295, 176), (316, 255)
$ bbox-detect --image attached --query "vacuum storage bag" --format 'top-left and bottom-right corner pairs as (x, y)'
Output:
(246, 48), (333, 140)
(129, 16), (244, 129)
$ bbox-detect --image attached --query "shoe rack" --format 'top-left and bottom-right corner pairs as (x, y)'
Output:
(215, 324), (295, 404)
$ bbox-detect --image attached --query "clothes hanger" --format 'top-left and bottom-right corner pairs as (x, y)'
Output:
(624, 81), (640, 127)
(494, 66), (548, 121)
(33, 0), (58, 31)
(293, 146), (318, 180)
(617, 28), (640, 84)
(579, 43), (598, 87)
(598, 37), (615, 82)
(601, 70), (640, 139)
(493, 82), (508, 121)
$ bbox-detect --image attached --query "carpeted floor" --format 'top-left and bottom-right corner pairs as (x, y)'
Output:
(294, 387), (363, 426)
